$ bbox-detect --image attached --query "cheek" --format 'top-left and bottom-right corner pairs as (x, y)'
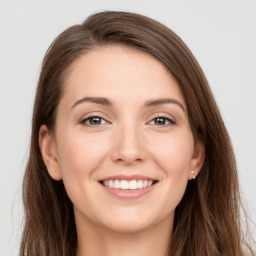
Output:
(153, 133), (194, 207)
(56, 131), (110, 178)
(140, 131), (195, 220)
(55, 129), (112, 209)
(149, 131), (194, 176)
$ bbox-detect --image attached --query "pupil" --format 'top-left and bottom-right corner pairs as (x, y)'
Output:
(156, 117), (165, 125)
(90, 117), (101, 124)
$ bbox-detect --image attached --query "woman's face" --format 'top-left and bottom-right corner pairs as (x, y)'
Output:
(40, 46), (204, 233)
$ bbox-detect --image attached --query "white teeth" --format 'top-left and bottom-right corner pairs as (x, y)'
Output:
(129, 180), (137, 190)
(137, 180), (143, 188)
(102, 179), (155, 189)
(103, 180), (109, 186)
(120, 180), (129, 189)
(108, 180), (114, 188)
(114, 180), (120, 189)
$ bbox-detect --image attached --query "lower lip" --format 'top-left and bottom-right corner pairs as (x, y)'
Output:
(100, 183), (156, 199)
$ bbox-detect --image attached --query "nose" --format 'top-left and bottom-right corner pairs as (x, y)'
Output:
(111, 123), (145, 165)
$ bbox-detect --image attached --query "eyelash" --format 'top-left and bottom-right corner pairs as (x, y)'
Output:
(148, 116), (176, 126)
(80, 115), (108, 126)
(80, 115), (176, 127)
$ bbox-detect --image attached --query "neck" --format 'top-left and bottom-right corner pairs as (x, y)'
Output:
(75, 214), (173, 256)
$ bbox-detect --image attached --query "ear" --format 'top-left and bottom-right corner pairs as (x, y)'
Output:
(39, 125), (62, 181)
(188, 139), (205, 180)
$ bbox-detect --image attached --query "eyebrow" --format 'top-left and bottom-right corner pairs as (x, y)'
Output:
(70, 96), (185, 112)
(144, 98), (186, 111)
(71, 97), (112, 111)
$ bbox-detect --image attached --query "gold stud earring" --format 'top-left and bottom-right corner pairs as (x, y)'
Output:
(191, 170), (196, 179)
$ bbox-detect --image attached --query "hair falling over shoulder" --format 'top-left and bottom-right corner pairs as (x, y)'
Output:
(20, 11), (255, 256)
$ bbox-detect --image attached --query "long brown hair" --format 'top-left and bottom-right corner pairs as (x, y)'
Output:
(20, 11), (254, 256)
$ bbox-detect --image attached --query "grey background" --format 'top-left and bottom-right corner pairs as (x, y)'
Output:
(0, 0), (255, 255)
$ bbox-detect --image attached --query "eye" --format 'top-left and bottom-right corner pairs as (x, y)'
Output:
(149, 116), (176, 126)
(80, 115), (108, 126)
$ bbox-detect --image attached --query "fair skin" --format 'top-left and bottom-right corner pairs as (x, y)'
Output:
(39, 46), (204, 256)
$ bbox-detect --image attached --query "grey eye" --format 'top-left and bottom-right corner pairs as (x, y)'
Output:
(149, 116), (175, 126)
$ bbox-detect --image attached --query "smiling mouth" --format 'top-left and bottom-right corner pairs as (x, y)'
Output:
(99, 179), (158, 190)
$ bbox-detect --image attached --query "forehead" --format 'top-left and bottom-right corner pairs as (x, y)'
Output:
(61, 45), (186, 107)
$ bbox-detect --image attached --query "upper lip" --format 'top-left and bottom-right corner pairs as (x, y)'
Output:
(99, 174), (157, 182)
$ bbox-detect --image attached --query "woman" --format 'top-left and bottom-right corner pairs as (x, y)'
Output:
(20, 11), (254, 256)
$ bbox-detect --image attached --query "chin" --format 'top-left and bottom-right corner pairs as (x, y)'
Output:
(101, 218), (153, 234)
(96, 207), (166, 234)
